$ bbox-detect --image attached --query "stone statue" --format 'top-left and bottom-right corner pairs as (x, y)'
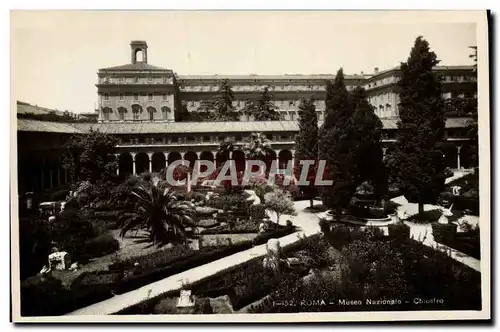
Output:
(48, 251), (71, 270)
(437, 204), (454, 224)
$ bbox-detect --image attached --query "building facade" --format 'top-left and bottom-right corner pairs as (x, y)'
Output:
(97, 41), (477, 123)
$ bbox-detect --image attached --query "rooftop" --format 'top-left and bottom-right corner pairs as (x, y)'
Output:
(99, 62), (172, 72)
(17, 117), (471, 135)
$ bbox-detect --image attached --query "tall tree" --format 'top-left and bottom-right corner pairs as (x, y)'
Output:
(318, 68), (355, 221)
(243, 87), (282, 121)
(242, 132), (274, 161)
(390, 36), (446, 213)
(199, 79), (240, 121)
(294, 98), (318, 208)
(348, 87), (385, 198)
(62, 128), (118, 184)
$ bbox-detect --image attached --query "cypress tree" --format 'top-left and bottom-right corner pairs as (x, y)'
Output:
(390, 36), (446, 213)
(294, 98), (318, 207)
(318, 68), (354, 221)
(348, 86), (386, 198)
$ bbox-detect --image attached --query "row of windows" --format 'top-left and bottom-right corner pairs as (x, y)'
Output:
(101, 76), (172, 84)
(117, 134), (298, 145)
(181, 85), (358, 92)
(102, 107), (171, 121)
(103, 93), (169, 101)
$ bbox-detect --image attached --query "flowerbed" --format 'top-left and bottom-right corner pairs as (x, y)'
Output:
(117, 234), (321, 315)
(249, 233), (481, 313)
(20, 224), (296, 316)
(434, 229), (481, 259)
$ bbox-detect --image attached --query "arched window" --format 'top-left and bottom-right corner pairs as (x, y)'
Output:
(147, 107), (156, 121)
(161, 106), (171, 120)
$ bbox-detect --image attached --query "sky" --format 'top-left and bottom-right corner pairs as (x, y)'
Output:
(11, 11), (478, 114)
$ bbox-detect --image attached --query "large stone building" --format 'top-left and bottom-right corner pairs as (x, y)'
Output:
(16, 40), (477, 196)
(97, 41), (477, 123)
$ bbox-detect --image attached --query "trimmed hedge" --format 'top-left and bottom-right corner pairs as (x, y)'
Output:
(117, 234), (320, 315)
(434, 229), (480, 259)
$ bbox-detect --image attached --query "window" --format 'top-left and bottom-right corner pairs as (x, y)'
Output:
(103, 112), (110, 121)
(148, 93), (154, 101)
(119, 93), (124, 101)
(149, 110), (154, 121)
(148, 76), (154, 82)
(133, 111), (140, 121)
(289, 100), (294, 106)
(119, 111), (125, 121)
(134, 93), (139, 101)
(288, 111), (295, 121)
(162, 93), (167, 101)
(103, 93), (109, 101)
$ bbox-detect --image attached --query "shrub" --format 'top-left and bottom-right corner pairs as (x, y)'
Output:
(249, 204), (267, 221)
(50, 189), (70, 202)
(81, 232), (120, 260)
(387, 223), (411, 243)
(383, 201), (400, 215)
(454, 196), (480, 215)
(338, 240), (412, 301)
(20, 274), (72, 316)
(409, 209), (442, 223)
(432, 223), (458, 244)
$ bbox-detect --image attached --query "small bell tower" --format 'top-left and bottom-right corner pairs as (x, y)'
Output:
(130, 40), (148, 64)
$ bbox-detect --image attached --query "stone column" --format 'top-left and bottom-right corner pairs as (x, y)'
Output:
(180, 152), (186, 160)
(212, 151), (217, 168)
(115, 154), (120, 176)
(457, 146), (462, 169)
(164, 152), (169, 167)
(229, 151), (233, 160)
(131, 153), (137, 175)
(148, 153), (153, 173)
(275, 150), (280, 170)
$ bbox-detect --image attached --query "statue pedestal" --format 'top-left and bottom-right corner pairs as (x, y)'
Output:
(176, 290), (195, 308)
(438, 215), (449, 225)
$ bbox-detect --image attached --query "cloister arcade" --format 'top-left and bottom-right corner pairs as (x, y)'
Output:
(115, 148), (296, 178)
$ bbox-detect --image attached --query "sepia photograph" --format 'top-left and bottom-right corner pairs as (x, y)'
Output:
(10, 9), (490, 322)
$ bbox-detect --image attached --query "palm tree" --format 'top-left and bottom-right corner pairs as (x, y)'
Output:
(217, 137), (236, 160)
(118, 180), (196, 247)
(243, 132), (274, 161)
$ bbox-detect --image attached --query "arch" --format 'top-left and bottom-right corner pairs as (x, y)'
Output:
(102, 107), (112, 121)
(161, 106), (171, 120)
(215, 152), (228, 169)
(135, 152), (149, 175)
(118, 153), (133, 179)
(117, 107), (127, 121)
(278, 149), (293, 169)
(132, 104), (143, 121)
(151, 152), (166, 173)
(438, 142), (458, 169)
(147, 106), (156, 121)
(460, 145), (478, 169)
(232, 150), (246, 172)
(184, 151), (198, 169)
(264, 150), (277, 172)
(135, 48), (144, 62)
(200, 151), (215, 173)
(167, 152), (182, 165)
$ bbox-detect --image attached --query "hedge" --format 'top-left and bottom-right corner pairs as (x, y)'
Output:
(117, 234), (320, 315)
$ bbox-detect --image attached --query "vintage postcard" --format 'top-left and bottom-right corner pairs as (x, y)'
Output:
(10, 10), (491, 322)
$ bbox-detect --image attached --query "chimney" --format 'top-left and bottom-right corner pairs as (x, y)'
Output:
(374, 67), (379, 74)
